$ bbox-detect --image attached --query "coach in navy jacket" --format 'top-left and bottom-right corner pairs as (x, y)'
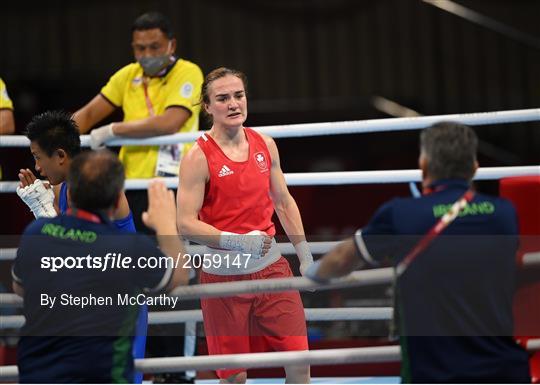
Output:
(307, 122), (530, 383)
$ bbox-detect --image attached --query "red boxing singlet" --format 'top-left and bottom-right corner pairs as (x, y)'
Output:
(196, 127), (276, 236)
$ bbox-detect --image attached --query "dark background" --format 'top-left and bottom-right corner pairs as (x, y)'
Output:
(1, 0), (540, 237)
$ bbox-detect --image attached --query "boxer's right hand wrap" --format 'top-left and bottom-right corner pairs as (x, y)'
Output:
(219, 230), (267, 259)
(16, 179), (57, 218)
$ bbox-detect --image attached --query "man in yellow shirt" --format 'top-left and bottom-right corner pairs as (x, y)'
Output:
(1, 77), (16, 180)
(0, 77), (15, 135)
(73, 11), (203, 180)
(74, 11), (202, 233)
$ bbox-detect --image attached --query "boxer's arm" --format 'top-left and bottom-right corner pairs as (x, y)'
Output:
(265, 135), (313, 274)
(177, 144), (222, 247)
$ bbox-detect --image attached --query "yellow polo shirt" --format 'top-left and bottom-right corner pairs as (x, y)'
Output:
(0, 78), (14, 110)
(101, 59), (203, 178)
(0, 77), (14, 179)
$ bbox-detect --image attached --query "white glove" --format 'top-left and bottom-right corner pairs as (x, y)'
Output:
(90, 124), (116, 150)
(295, 240), (314, 276)
(16, 179), (57, 218)
(219, 230), (271, 259)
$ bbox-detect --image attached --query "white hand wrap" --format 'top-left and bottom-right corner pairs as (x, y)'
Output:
(304, 260), (326, 283)
(295, 240), (314, 276)
(90, 124), (116, 150)
(219, 230), (267, 259)
(16, 179), (57, 218)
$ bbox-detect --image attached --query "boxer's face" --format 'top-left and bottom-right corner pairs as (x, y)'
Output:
(30, 142), (67, 185)
(205, 75), (247, 129)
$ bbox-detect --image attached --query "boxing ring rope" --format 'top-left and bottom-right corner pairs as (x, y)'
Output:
(523, 251), (540, 266)
(178, 268), (393, 300)
(1, 166), (538, 192)
(135, 346), (401, 373)
(0, 307), (393, 329)
(0, 293), (21, 307)
(1, 339), (539, 380)
(1, 239), (539, 268)
(0, 241), (341, 261)
(1, 107), (539, 148)
(0, 268), (395, 309)
(0, 346), (401, 381)
(528, 339), (540, 352)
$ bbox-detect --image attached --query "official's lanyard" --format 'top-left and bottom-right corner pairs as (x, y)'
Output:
(396, 189), (475, 277)
(66, 208), (102, 224)
(142, 79), (156, 117)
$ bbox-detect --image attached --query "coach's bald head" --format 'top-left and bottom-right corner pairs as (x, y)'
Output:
(67, 150), (125, 214)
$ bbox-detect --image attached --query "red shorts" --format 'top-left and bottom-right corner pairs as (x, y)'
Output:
(200, 257), (308, 379)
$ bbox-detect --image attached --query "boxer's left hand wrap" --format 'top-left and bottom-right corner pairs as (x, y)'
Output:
(16, 179), (57, 218)
(304, 260), (327, 283)
(90, 123), (116, 150)
(295, 240), (314, 276)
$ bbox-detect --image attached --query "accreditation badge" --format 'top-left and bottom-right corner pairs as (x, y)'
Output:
(155, 143), (184, 176)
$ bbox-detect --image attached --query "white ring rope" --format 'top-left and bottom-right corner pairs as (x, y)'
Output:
(1, 166), (538, 193)
(0, 315), (24, 328)
(169, 268), (394, 300)
(135, 346), (401, 374)
(0, 307), (393, 330)
(527, 339), (540, 352)
(0, 268), (394, 308)
(0, 293), (22, 307)
(523, 251), (540, 266)
(0, 346), (401, 380)
(1, 108), (539, 147)
(0, 242), (340, 261)
(149, 307), (394, 323)
(2, 339), (539, 380)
